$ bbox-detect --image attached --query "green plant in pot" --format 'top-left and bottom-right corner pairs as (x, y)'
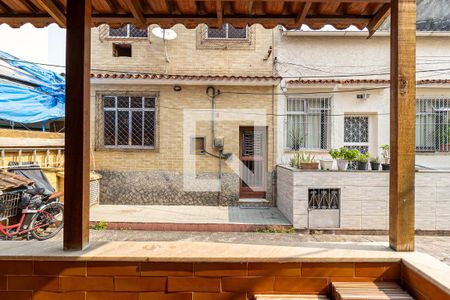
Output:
(370, 156), (380, 171)
(356, 152), (370, 170)
(439, 124), (450, 152)
(290, 134), (304, 151)
(380, 144), (390, 170)
(290, 151), (318, 170)
(289, 152), (302, 169)
(329, 147), (357, 171)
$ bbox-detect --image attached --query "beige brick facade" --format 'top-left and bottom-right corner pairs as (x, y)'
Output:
(91, 84), (276, 173)
(89, 24), (278, 205)
(91, 24), (274, 76)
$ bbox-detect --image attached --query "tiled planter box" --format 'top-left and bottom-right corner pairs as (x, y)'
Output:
(276, 165), (450, 231)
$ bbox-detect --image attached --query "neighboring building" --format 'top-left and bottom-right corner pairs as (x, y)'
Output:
(90, 24), (279, 206)
(274, 3), (450, 170)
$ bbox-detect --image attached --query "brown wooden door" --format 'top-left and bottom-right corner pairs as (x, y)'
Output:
(239, 126), (267, 198)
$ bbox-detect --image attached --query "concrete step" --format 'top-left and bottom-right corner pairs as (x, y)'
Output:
(255, 295), (329, 300)
(332, 282), (414, 300)
(238, 198), (271, 208)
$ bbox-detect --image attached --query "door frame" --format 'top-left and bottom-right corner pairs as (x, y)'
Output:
(238, 126), (268, 199)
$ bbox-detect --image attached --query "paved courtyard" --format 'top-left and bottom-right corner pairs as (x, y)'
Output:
(79, 230), (450, 266)
(90, 204), (290, 225)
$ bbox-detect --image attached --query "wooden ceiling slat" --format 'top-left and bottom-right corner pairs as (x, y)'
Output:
(367, 3), (390, 37)
(126, 0), (146, 27)
(295, 1), (311, 27)
(35, 0), (66, 27)
(0, 0), (389, 32)
(173, 0), (197, 15)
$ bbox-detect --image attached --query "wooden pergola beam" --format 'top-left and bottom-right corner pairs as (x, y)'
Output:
(216, 0), (223, 28)
(63, 0), (91, 251)
(35, 0), (66, 27)
(389, 0), (416, 252)
(367, 3), (390, 38)
(248, 0), (254, 15)
(196, 0), (391, 2)
(295, 1), (312, 27)
(126, 0), (146, 28)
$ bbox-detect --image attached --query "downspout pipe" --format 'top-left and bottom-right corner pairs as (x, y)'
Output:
(206, 86), (221, 148)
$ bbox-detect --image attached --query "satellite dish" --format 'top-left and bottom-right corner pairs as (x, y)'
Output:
(151, 27), (177, 40)
(151, 27), (177, 63)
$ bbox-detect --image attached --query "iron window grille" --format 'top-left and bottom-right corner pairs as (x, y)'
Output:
(108, 24), (148, 39)
(285, 97), (331, 150)
(416, 97), (450, 152)
(206, 24), (248, 40)
(103, 95), (156, 149)
(344, 115), (369, 170)
(308, 188), (340, 210)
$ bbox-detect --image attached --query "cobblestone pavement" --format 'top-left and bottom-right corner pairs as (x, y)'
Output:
(82, 230), (450, 265)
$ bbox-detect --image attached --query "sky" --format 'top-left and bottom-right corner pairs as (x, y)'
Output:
(0, 24), (66, 72)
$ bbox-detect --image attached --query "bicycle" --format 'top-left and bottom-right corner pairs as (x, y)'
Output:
(0, 188), (64, 240)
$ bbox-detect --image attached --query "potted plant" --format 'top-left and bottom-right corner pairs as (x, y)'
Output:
(355, 152), (370, 170)
(329, 148), (346, 170)
(439, 125), (450, 152)
(289, 151), (302, 169)
(319, 158), (333, 170)
(300, 152), (319, 170)
(380, 144), (390, 170)
(290, 135), (304, 151)
(344, 148), (359, 163)
(289, 152), (319, 170)
(329, 147), (358, 171)
(370, 156), (380, 171)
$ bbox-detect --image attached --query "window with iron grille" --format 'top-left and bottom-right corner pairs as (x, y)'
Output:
(206, 24), (248, 40)
(108, 24), (148, 38)
(344, 115), (369, 170)
(103, 95), (156, 149)
(416, 97), (450, 152)
(286, 97), (331, 150)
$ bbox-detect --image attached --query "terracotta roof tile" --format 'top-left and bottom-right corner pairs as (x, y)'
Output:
(287, 79), (450, 85)
(61, 73), (281, 82)
(0, 171), (33, 191)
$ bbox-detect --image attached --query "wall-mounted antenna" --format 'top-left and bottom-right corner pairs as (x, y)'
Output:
(151, 27), (177, 63)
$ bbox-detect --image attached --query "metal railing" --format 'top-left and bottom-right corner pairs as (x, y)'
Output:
(98, 24), (149, 41)
(416, 98), (450, 152)
(0, 148), (64, 169)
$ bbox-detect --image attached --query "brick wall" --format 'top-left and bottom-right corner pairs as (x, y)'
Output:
(0, 260), (403, 300)
(91, 84), (276, 205)
(276, 166), (450, 231)
(91, 25), (274, 77)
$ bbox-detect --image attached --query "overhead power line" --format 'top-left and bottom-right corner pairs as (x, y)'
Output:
(2, 57), (450, 80)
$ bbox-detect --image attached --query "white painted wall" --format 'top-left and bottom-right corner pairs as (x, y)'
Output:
(275, 29), (450, 169)
(277, 166), (450, 231)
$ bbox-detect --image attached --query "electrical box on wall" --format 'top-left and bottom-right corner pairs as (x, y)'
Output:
(356, 93), (370, 100)
(214, 137), (224, 149)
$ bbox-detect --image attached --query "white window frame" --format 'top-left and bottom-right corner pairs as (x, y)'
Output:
(416, 97), (450, 152)
(285, 96), (331, 151)
(205, 24), (249, 40)
(102, 95), (156, 149)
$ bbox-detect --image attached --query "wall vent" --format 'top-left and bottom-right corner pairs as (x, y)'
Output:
(308, 188), (340, 209)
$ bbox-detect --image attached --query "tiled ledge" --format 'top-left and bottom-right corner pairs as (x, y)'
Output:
(0, 241), (448, 297)
(0, 241), (403, 262)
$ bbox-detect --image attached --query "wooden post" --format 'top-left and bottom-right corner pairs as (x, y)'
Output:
(389, 0), (416, 251)
(64, 0), (91, 250)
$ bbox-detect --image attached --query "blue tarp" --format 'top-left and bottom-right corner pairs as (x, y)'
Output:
(0, 50), (65, 124)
